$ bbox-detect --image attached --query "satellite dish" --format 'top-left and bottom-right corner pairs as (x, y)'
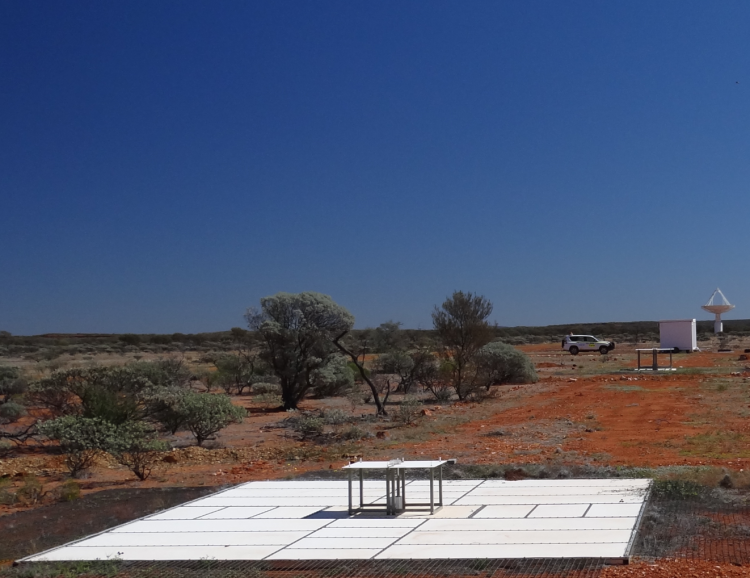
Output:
(701, 288), (735, 333)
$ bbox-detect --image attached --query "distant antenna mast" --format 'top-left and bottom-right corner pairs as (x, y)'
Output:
(701, 288), (735, 334)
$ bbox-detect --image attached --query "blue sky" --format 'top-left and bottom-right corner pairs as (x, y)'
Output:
(2, 1), (749, 334)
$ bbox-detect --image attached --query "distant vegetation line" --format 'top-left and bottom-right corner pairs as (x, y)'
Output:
(2, 319), (749, 360)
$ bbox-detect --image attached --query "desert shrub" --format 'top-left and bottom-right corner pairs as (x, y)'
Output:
(0, 476), (13, 504)
(322, 409), (349, 426)
(253, 382), (281, 395)
(145, 386), (191, 434)
(254, 393), (283, 409)
(38, 416), (118, 477)
(31, 367), (152, 422)
(342, 425), (367, 440)
(129, 358), (191, 389)
(0, 366), (25, 403)
(311, 355), (355, 398)
(376, 351), (416, 393)
(397, 396), (422, 424)
(0, 438), (13, 458)
(16, 475), (45, 505)
(430, 384), (453, 402)
(119, 334), (141, 346)
(56, 479), (82, 502)
(110, 421), (169, 480)
(0, 401), (26, 423)
(214, 353), (260, 395)
(290, 415), (325, 438)
(476, 341), (538, 389)
(177, 392), (246, 446)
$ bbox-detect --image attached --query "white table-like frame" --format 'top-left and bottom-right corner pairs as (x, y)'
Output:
(636, 348), (674, 371)
(343, 460), (447, 516)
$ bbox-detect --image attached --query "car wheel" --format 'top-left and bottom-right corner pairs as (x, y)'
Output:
(599, 346), (609, 355)
(569, 346), (579, 355)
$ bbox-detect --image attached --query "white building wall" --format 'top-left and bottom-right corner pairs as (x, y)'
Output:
(659, 319), (697, 351)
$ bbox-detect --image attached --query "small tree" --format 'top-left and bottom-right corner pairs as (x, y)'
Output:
(476, 341), (538, 390)
(178, 392), (246, 446)
(38, 416), (119, 477)
(110, 422), (169, 481)
(432, 291), (494, 400)
(411, 350), (451, 401)
(374, 321), (404, 352)
(333, 332), (387, 415)
(246, 292), (355, 410)
(214, 352), (262, 395)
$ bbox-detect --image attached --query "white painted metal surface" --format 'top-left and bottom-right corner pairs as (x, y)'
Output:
(659, 319), (697, 351)
(23, 478), (650, 562)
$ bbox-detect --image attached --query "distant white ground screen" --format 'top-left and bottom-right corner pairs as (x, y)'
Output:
(25, 478), (651, 561)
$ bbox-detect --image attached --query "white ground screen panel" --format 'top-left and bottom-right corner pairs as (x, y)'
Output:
(25, 478), (650, 561)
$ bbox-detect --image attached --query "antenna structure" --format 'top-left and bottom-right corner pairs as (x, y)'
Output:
(701, 288), (735, 334)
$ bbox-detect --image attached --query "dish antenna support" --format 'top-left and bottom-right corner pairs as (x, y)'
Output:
(701, 288), (735, 334)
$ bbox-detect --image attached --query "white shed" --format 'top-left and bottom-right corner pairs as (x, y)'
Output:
(659, 319), (697, 352)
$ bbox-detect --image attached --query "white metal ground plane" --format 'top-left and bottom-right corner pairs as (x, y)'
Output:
(23, 477), (652, 562)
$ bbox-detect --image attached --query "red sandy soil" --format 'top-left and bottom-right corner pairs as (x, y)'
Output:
(603, 559), (750, 577)
(3, 343), (750, 516)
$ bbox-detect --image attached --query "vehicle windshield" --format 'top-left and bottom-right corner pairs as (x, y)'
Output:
(591, 336), (600, 341)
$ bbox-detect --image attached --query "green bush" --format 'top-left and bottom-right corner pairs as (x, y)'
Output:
(0, 438), (13, 458)
(38, 416), (119, 477)
(254, 393), (282, 409)
(311, 355), (355, 398)
(16, 475), (45, 505)
(291, 415), (325, 438)
(342, 425), (367, 440)
(177, 393), (246, 446)
(397, 396), (422, 424)
(57, 479), (81, 502)
(0, 366), (25, 403)
(0, 476), (13, 504)
(253, 382), (281, 395)
(476, 341), (538, 389)
(0, 401), (26, 423)
(322, 409), (349, 426)
(110, 421), (169, 480)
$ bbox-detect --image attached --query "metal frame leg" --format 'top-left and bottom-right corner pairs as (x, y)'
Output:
(439, 465), (443, 507)
(359, 469), (364, 509)
(430, 468), (435, 515)
(348, 469), (352, 515)
(385, 470), (391, 516)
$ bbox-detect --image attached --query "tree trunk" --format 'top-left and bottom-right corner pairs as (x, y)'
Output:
(333, 333), (386, 416)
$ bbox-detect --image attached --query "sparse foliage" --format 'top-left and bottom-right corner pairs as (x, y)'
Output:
(432, 291), (494, 400)
(397, 395), (422, 424)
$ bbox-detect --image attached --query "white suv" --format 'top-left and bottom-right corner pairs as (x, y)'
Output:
(562, 335), (615, 355)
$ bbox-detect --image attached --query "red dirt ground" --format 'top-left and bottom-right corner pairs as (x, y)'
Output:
(3, 343), (750, 516)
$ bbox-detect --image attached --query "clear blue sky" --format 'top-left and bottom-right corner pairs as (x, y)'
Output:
(2, 1), (749, 335)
